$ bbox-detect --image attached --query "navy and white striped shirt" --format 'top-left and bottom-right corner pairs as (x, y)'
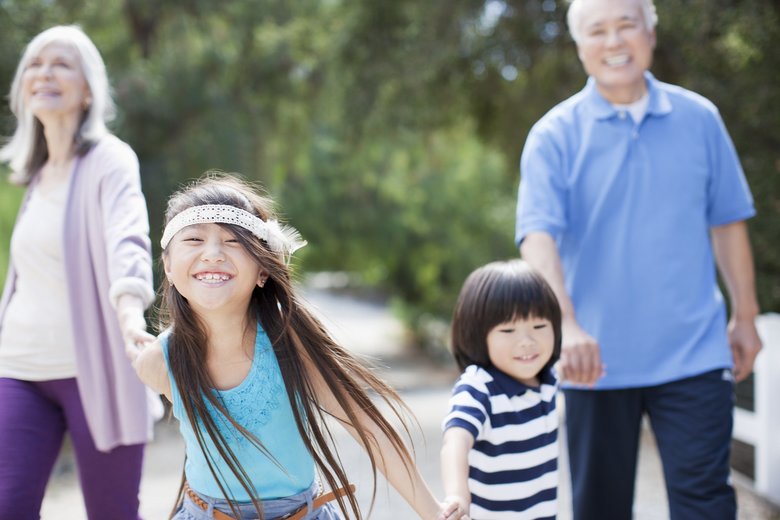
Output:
(443, 365), (558, 519)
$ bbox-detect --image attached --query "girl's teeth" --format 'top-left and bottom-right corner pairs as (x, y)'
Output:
(197, 273), (229, 281)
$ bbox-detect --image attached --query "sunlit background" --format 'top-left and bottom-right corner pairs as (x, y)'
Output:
(0, 0), (778, 335)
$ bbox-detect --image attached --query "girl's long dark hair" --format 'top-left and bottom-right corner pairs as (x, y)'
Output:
(160, 172), (416, 519)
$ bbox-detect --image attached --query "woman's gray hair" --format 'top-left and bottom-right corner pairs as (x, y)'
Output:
(0, 25), (115, 185)
(567, 0), (658, 44)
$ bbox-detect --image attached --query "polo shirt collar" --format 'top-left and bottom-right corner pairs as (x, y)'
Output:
(486, 365), (554, 396)
(584, 71), (672, 120)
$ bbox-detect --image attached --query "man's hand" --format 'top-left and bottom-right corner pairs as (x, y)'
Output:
(728, 317), (762, 382)
(558, 317), (605, 386)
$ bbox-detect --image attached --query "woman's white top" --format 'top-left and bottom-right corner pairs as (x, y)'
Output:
(0, 181), (77, 379)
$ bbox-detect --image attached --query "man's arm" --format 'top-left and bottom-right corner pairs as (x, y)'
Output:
(520, 232), (603, 386)
(711, 220), (762, 382)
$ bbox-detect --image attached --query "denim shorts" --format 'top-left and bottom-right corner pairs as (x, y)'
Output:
(172, 481), (343, 520)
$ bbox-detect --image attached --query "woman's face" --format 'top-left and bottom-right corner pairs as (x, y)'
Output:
(22, 41), (90, 124)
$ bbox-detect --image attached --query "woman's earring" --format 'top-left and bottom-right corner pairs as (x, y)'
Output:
(167, 277), (174, 287)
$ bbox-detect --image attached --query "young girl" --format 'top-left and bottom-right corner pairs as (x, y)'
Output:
(440, 260), (561, 520)
(129, 172), (466, 520)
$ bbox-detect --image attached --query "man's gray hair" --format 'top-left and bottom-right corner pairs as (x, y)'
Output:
(0, 25), (115, 185)
(567, 0), (658, 43)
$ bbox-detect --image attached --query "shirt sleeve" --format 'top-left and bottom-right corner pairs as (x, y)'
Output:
(515, 121), (570, 247)
(442, 371), (491, 441)
(97, 141), (155, 309)
(704, 107), (756, 226)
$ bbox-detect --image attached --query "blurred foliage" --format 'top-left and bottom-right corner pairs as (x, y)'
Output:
(0, 174), (23, 284)
(0, 0), (778, 338)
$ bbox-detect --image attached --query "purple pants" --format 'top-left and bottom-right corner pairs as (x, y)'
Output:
(0, 377), (144, 520)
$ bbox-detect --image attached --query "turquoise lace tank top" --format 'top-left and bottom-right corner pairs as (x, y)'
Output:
(161, 323), (315, 501)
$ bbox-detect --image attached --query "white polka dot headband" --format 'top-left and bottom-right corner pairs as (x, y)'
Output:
(160, 204), (307, 258)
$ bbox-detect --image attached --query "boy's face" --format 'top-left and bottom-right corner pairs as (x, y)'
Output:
(486, 316), (555, 386)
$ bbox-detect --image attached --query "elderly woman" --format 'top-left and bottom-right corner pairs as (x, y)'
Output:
(0, 25), (157, 519)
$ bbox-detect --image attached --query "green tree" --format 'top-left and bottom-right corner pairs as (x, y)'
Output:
(0, 0), (777, 325)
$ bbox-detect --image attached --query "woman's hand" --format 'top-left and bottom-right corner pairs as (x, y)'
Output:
(116, 294), (155, 361)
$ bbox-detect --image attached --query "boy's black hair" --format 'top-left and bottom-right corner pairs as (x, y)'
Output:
(450, 259), (562, 373)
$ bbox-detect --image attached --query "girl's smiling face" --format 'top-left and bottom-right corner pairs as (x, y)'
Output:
(486, 316), (555, 386)
(163, 223), (267, 315)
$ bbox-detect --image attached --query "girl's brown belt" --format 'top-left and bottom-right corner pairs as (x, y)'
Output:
(184, 483), (356, 520)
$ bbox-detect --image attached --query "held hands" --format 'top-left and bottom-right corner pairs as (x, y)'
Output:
(558, 317), (605, 387)
(116, 295), (155, 363)
(436, 496), (470, 520)
(728, 316), (762, 382)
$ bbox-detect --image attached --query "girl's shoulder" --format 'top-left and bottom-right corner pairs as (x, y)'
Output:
(157, 327), (173, 355)
(135, 337), (165, 370)
(133, 337), (171, 400)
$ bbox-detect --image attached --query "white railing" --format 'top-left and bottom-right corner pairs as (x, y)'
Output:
(732, 313), (780, 506)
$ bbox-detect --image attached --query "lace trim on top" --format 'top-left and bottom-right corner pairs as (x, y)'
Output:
(209, 339), (284, 445)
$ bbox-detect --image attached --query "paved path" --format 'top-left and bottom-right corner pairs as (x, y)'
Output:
(42, 287), (779, 519)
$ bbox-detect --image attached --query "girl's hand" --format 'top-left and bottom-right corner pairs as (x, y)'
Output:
(436, 497), (470, 520)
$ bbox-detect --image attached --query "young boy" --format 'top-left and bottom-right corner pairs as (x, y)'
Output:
(441, 260), (562, 519)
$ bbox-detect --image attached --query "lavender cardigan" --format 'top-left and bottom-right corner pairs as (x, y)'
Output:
(0, 135), (155, 451)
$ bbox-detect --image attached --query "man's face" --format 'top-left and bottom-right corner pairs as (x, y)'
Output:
(574, 0), (656, 104)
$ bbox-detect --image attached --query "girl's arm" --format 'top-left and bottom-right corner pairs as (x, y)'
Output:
(440, 427), (474, 513)
(128, 338), (172, 401)
(301, 354), (466, 520)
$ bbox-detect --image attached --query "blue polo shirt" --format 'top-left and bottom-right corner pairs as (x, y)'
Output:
(516, 72), (755, 389)
(443, 365), (558, 519)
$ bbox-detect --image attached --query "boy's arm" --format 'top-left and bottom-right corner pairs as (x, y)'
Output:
(129, 338), (172, 402)
(300, 352), (467, 520)
(440, 427), (474, 513)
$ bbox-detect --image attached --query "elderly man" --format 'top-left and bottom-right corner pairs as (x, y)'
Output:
(515, 0), (762, 518)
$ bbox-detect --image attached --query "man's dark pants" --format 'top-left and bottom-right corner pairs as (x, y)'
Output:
(565, 368), (736, 520)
